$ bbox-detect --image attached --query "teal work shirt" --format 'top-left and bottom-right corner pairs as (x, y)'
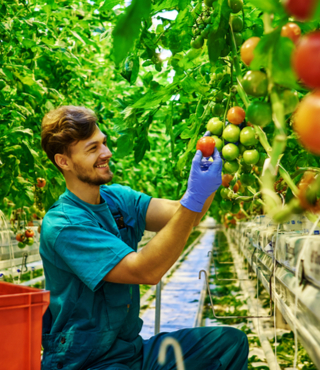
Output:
(40, 184), (152, 370)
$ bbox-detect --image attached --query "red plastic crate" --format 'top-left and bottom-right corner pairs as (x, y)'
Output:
(0, 281), (50, 370)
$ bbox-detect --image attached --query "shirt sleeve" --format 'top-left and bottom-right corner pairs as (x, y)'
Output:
(54, 223), (134, 292)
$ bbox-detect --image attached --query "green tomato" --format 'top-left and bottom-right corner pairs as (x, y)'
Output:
(232, 203), (240, 214)
(223, 160), (239, 174)
(227, 32), (243, 47)
(221, 200), (233, 212)
(243, 149), (260, 165)
(242, 70), (268, 97)
(240, 127), (258, 146)
(18, 242), (26, 249)
(201, 25), (211, 39)
(213, 103), (225, 116)
(191, 36), (204, 49)
(26, 237), (34, 246)
(207, 118), (224, 135)
(212, 136), (223, 151)
(246, 102), (272, 127)
(220, 187), (230, 199)
(222, 124), (240, 143)
(215, 91), (224, 102)
(205, 0), (215, 6)
(282, 90), (299, 115)
(222, 143), (239, 161)
(228, 0), (243, 13)
(231, 16), (243, 32)
(220, 44), (230, 57)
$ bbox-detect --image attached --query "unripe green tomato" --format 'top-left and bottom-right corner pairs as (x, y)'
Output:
(231, 16), (243, 32)
(243, 149), (260, 165)
(212, 136), (223, 151)
(221, 200), (233, 212)
(18, 242), (26, 249)
(240, 127), (258, 146)
(207, 118), (224, 135)
(222, 143), (240, 161)
(205, 0), (215, 7)
(232, 203), (240, 214)
(26, 237), (34, 246)
(228, 0), (243, 13)
(242, 70), (268, 97)
(223, 160), (239, 174)
(220, 187), (230, 199)
(246, 102), (272, 127)
(215, 91), (224, 102)
(222, 124), (240, 143)
(212, 103), (225, 116)
(191, 36), (204, 49)
(227, 32), (243, 47)
(201, 25), (211, 39)
(282, 89), (299, 115)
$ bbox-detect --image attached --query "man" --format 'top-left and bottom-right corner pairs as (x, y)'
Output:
(40, 105), (248, 370)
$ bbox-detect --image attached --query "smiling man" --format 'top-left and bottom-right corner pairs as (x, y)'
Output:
(40, 106), (248, 370)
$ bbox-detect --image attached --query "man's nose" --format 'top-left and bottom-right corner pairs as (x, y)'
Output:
(101, 146), (112, 158)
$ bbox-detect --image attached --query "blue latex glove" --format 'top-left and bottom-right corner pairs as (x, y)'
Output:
(203, 130), (212, 137)
(180, 148), (223, 212)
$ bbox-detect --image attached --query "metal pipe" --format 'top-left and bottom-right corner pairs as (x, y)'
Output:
(154, 279), (161, 335)
(158, 336), (185, 370)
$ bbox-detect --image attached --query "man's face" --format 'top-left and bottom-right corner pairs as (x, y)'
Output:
(68, 126), (113, 186)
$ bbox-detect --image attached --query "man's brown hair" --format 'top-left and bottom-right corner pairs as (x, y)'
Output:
(41, 106), (98, 173)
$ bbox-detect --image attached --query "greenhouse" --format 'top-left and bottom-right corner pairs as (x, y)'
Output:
(1, 0), (320, 369)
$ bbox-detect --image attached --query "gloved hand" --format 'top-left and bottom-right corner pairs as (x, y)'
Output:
(203, 130), (212, 137)
(180, 148), (223, 212)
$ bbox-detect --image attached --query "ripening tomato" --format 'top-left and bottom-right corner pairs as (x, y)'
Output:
(16, 233), (25, 242)
(281, 23), (301, 44)
(292, 31), (320, 89)
(222, 174), (233, 188)
(196, 137), (216, 157)
(227, 106), (246, 125)
(25, 229), (34, 238)
(242, 70), (268, 97)
(240, 37), (260, 66)
(233, 180), (241, 193)
(293, 91), (320, 155)
(284, 0), (317, 21)
(36, 178), (46, 188)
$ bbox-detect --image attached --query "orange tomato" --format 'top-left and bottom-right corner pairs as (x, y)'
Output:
(227, 106), (246, 125)
(222, 174), (233, 188)
(240, 37), (260, 66)
(281, 23), (301, 44)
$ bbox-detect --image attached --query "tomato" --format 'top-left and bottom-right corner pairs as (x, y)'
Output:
(212, 136), (223, 151)
(215, 91), (224, 102)
(18, 242), (26, 249)
(16, 233), (25, 242)
(281, 23), (301, 44)
(213, 103), (225, 116)
(282, 89), (299, 114)
(227, 32), (243, 47)
(220, 44), (230, 57)
(293, 91), (320, 155)
(231, 16), (243, 32)
(243, 149), (260, 165)
(223, 160), (239, 174)
(240, 127), (258, 147)
(240, 37), (260, 66)
(26, 237), (34, 246)
(207, 118), (224, 135)
(292, 31), (320, 89)
(223, 124), (240, 143)
(228, 0), (243, 13)
(222, 143), (240, 161)
(222, 174), (233, 187)
(196, 137), (216, 157)
(284, 0), (317, 21)
(25, 229), (34, 238)
(242, 70), (268, 97)
(220, 187), (232, 199)
(36, 178), (46, 188)
(233, 180), (241, 193)
(191, 36), (204, 49)
(227, 106), (245, 125)
(246, 102), (272, 127)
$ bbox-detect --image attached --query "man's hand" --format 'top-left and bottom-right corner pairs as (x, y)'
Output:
(180, 148), (222, 212)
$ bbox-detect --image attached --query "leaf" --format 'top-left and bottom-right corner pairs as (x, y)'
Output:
(116, 133), (134, 158)
(112, 0), (151, 65)
(134, 134), (150, 163)
(151, 0), (179, 13)
(99, 0), (119, 12)
(247, 0), (285, 15)
(181, 77), (210, 95)
(21, 141), (35, 170)
(165, 109), (175, 159)
(9, 127), (33, 136)
(132, 83), (177, 109)
(0, 91), (8, 106)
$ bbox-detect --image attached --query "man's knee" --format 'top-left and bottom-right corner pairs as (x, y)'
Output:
(224, 327), (249, 357)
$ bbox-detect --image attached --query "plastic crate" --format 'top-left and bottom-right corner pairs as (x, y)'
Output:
(0, 281), (50, 370)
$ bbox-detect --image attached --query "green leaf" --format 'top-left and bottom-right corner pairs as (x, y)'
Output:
(151, 0), (179, 13)
(181, 77), (210, 95)
(112, 0), (151, 65)
(247, 0), (285, 15)
(134, 134), (150, 163)
(132, 83), (177, 109)
(21, 141), (35, 170)
(99, 0), (119, 12)
(0, 91), (8, 106)
(116, 133), (134, 158)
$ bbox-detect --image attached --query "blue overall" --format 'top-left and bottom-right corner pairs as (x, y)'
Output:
(40, 185), (248, 370)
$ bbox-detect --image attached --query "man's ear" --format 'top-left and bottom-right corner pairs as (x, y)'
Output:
(55, 153), (71, 172)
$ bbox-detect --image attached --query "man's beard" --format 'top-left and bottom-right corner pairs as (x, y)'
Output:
(73, 162), (113, 186)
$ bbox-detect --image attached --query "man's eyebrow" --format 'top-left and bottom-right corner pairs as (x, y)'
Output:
(84, 135), (107, 148)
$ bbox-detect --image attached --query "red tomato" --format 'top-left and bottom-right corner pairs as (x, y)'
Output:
(240, 37), (260, 66)
(222, 174), (233, 188)
(16, 233), (25, 242)
(25, 229), (35, 238)
(233, 180), (241, 193)
(196, 137), (216, 157)
(284, 0), (317, 21)
(292, 31), (320, 89)
(36, 178), (46, 188)
(281, 23), (301, 44)
(293, 91), (320, 155)
(227, 106), (246, 125)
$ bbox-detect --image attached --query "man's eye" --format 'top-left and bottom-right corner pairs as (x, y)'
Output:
(90, 146), (96, 151)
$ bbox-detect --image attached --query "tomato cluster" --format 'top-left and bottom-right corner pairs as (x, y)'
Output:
(16, 228), (35, 249)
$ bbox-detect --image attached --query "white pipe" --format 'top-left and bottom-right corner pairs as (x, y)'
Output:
(158, 337), (185, 370)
